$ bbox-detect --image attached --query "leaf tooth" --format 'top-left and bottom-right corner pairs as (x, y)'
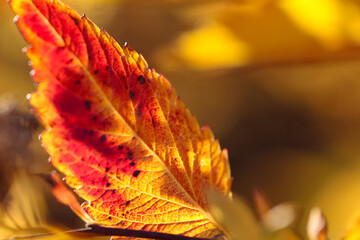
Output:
(22, 46), (28, 53)
(136, 54), (149, 72)
(13, 15), (19, 23)
(29, 69), (36, 77)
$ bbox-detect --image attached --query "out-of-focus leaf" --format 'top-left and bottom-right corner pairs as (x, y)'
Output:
(307, 207), (328, 240)
(207, 189), (260, 240)
(278, 0), (344, 49)
(48, 172), (93, 224)
(0, 172), (46, 239)
(253, 188), (272, 217)
(173, 21), (250, 70)
(253, 188), (300, 232)
(345, 226), (360, 240)
(261, 203), (300, 232)
(157, 0), (360, 70)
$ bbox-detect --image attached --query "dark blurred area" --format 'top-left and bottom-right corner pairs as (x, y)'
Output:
(0, 96), (38, 200)
(1, 0), (360, 239)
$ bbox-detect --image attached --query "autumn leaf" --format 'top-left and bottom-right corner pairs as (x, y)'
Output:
(9, 0), (232, 239)
(207, 190), (261, 240)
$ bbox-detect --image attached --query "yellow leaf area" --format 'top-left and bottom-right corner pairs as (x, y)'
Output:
(9, 0), (231, 238)
(157, 0), (360, 70)
(0, 172), (98, 240)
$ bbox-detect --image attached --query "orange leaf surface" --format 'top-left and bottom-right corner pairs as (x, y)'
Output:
(9, 0), (232, 238)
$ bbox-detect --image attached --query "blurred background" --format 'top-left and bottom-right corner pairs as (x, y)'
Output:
(1, 0), (360, 239)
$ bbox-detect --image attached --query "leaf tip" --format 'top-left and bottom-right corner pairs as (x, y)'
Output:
(253, 187), (272, 216)
(29, 69), (36, 77)
(202, 124), (210, 130)
(222, 148), (228, 155)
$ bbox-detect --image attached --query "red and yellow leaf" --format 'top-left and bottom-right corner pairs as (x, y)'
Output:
(9, 0), (232, 238)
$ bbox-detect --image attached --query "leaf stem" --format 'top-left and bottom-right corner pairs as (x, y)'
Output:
(5, 224), (221, 240)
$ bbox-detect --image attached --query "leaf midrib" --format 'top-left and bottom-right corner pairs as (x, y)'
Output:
(26, 1), (228, 238)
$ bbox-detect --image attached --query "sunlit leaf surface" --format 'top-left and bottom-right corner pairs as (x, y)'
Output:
(9, 0), (232, 238)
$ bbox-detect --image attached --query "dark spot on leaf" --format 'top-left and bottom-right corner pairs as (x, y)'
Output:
(108, 217), (112, 220)
(125, 201), (130, 206)
(103, 81), (107, 85)
(88, 55), (92, 60)
(127, 151), (133, 160)
(121, 75), (126, 79)
(105, 167), (110, 172)
(137, 75), (146, 84)
(112, 190), (116, 194)
(92, 115), (98, 120)
(106, 182), (111, 187)
(89, 130), (94, 135)
(106, 65), (110, 71)
(66, 58), (74, 64)
(133, 170), (140, 177)
(100, 135), (106, 142)
(129, 162), (135, 166)
(94, 70), (99, 75)
(122, 213), (125, 216)
(85, 100), (91, 110)
(118, 145), (124, 150)
(75, 80), (80, 85)
(122, 168), (126, 172)
(129, 91), (135, 101)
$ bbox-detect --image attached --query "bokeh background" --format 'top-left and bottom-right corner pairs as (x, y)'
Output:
(1, 0), (360, 239)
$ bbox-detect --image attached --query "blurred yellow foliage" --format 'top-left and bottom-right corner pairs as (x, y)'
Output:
(279, 0), (343, 49)
(0, 172), (46, 238)
(174, 21), (250, 69)
(160, 0), (360, 70)
(2, 0), (360, 239)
